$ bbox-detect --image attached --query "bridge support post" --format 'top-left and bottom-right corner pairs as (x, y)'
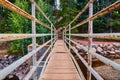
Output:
(62, 30), (64, 40)
(69, 24), (71, 50)
(31, 1), (37, 80)
(87, 1), (93, 80)
(65, 27), (66, 42)
(51, 24), (53, 49)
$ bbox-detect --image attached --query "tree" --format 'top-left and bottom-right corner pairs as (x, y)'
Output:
(8, 0), (55, 55)
(54, 0), (79, 28)
(0, 6), (11, 33)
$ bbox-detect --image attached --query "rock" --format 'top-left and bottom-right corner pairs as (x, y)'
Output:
(92, 47), (96, 53)
(103, 51), (108, 56)
(99, 44), (103, 48)
(4, 55), (8, 59)
(8, 56), (14, 59)
(10, 75), (19, 80)
(92, 44), (98, 49)
(108, 51), (115, 55)
(97, 47), (103, 52)
(0, 63), (3, 69)
(115, 50), (120, 55)
(115, 50), (120, 53)
(113, 43), (120, 48)
(111, 48), (115, 51)
(78, 49), (86, 53)
(107, 45), (113, 50)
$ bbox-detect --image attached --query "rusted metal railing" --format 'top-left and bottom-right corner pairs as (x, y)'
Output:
(64, 0), (120, 80)
(0, 0), (56, 80)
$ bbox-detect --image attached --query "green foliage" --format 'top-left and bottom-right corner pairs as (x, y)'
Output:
(7, 0), (54, 55)
(55, 0), (79, 27)
(8, 0), (31, 55)
(0, 0), (120, 55)
(109, 11), (120, 32)
(0, 7), (11, 33)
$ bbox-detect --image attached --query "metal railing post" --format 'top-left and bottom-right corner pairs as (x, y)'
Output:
(63, 30), (64, 40)
(65, 27), (66, 42)
(87, 1), (93, 80)
(51, 24), (53, 49)
(54, 27), (56, 41)
(69, 24), (71, 50)
(32, 0), (37, 80)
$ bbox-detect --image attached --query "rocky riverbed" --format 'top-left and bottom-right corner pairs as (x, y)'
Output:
(0, 55), (29, 80)
(75, 42), (120, 59)
(73, 42), (120, 80)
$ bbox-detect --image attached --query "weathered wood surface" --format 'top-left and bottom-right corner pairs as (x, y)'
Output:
(41, 40), (81, 80)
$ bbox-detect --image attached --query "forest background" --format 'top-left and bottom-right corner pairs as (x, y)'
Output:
(0, 0), (119, 55)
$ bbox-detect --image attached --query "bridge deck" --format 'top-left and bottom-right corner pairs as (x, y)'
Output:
(41, 40), (82, 80)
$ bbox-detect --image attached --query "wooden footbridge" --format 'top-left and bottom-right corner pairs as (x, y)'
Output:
(40, 40), (84, 80)
(0, 0), (120, 80)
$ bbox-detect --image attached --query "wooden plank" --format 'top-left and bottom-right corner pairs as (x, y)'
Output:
(42, 74), (80, 80)
(41, 40), (81, 80)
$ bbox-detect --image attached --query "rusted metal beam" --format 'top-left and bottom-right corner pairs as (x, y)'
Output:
(0, 39), (53, 80)
(68, 33), (120, 40)
(69, 0), (95, 25)
(0, 34), (51, 41)
(69, 1), (120, 30)
(0, 0), (51, 30)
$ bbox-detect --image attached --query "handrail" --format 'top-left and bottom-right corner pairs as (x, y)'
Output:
(29, 0), (56, 31)
(65, 38), (104, 80)
(68, 1), (120, 31)
(66, 33), (120, 40)
(64, 1), (120, 79)
(66, 37), (120, 71)
(0, 34), (52, 41)
(0, 0), (51, 30)
(24, 37), (57, 80)
(0, 38), (54, 80)
(0, 0), (56, 80)
(64, 41), (86, 80)
(69, 0), (95, 25)
(38, 37), (57, 80)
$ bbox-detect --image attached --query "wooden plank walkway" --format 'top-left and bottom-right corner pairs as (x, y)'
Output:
(41, 40), (82, 80)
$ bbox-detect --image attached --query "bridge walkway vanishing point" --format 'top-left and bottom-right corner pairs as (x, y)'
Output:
(40, 40), (84, 80)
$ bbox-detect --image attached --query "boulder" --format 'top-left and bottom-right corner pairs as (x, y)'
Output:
(113, 43), (120, 48)
(108, 51), (115, 55)
(97, 47), (103, 53)
(92, 47), (96, 53)
(92, 44), (98, 49)
(99, 44), (103, 48)
(107, 45), (113, 50)
(115, 50), (120, 55)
